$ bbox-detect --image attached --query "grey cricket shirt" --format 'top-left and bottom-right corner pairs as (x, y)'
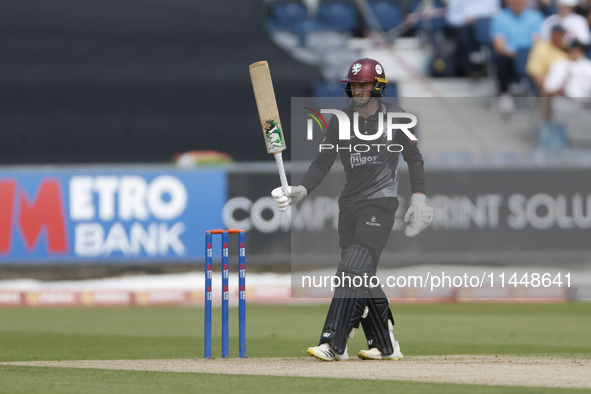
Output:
(299, 102), (426, 206)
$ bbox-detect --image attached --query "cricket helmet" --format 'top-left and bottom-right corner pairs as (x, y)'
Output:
(342, 58), (388, 97)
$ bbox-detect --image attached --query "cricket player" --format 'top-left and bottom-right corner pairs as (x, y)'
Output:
(272, 58), (433, 361)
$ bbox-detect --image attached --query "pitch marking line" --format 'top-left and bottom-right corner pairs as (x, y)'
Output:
(2, 356), (590, 389)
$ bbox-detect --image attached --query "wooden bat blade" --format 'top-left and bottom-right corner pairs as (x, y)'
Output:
(249, 61), (287, 154)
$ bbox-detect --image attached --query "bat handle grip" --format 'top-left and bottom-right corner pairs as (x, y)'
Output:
(274, 152), (289, 193)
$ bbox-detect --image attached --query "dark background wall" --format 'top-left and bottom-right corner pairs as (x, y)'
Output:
(0, 0), (319, 163)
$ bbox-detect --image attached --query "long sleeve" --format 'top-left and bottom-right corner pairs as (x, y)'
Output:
(397, 129), (425, 194)
(299, 121), (338, 194)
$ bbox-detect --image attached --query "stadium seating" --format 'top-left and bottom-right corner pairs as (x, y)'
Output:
(317, 1), (358, 32)
(409, 0), (447, 32)
(268, 1), (308, 31)
(267, 1), (358, 45)
(512, 48), (536, 96)
(312, 80), (343, 97)
(481, 151), (519, 166)
(474, 17), (492, 46)
(367, 1), (403, 31)
(537, 122), (567, 150)
(436, 151), (474, 167)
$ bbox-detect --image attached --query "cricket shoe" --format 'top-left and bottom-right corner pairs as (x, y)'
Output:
(358, 341), (403, 360)
(307, 343), (349, 361)
(498, 93), (515, 114)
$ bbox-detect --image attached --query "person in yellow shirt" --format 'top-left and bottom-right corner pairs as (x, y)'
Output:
(526, 23), (568, 122)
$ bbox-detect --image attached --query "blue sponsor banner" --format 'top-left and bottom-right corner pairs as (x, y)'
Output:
(0, 167), (226, 264)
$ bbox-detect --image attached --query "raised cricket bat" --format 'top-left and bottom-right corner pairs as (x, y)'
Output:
(249, 60), (289, 193)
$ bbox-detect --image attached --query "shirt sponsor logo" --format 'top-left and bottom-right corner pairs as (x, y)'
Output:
(366, 216), (382, 227)
(350, 153), (382, 168)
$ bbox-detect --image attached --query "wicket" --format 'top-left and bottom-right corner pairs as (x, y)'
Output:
(204, 229), (246, 359)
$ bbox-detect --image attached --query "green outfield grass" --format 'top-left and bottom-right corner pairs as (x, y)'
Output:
(1, 303), (590, 393)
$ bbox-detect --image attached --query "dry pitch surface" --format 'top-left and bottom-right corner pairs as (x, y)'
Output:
(3, 356), (590, 389)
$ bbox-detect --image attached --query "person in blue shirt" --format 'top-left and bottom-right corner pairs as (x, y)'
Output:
(491, 0), (544, 112)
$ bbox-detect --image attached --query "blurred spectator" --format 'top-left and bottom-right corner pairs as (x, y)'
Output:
(544, 39), (591, 95)
(544, 40), (591, 146)
(445, 0), (501, 77)
(574, 0), (591, 29)
(526, 23), (567, 120)
(536, 0), (559, 16)
(541, 0), (590, 45)
(491, 0), (545, 113)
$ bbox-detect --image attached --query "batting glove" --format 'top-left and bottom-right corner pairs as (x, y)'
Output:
(271, 185), (307, 212)
(404, 193), (433, 237)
